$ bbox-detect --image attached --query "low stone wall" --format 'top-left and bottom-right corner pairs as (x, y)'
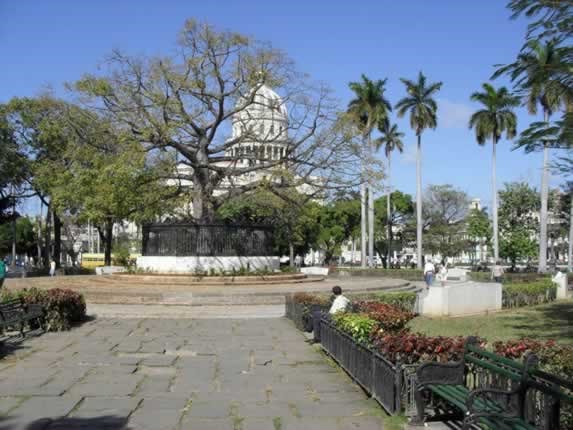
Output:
(418, 281), (502, 317)
(136, 256), (280, 273)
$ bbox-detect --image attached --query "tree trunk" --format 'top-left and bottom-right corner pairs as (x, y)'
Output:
(44, 204), (52, 267)
(102, 220), (114, 266)
(367, 132), (375, 268)
(192, 142), (214, 223)
(492, 136), (499, 263)
(53, 212), (62, 268)
(567, 194), (573, 273)
(360, 182), (367, 268)
(387, 152), (392, 266)
(416, 133), (423, 270)
(538, 110), (550, 273)
(37, 202), (43, 265)
(10, 191), (16, 268)
(289, 242), (294, 268)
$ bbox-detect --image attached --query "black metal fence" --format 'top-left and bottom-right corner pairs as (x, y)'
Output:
(142, 224), (274, 257)
(320, 318), (405, 414)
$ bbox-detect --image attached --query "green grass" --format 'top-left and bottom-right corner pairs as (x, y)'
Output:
(408, 300), (573, 344)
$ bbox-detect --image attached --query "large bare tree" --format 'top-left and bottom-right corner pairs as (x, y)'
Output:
(72, 20), (362, 222)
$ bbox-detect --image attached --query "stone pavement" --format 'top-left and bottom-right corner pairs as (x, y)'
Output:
(0, 318), (387, 429)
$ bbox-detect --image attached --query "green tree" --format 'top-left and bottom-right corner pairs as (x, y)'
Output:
(469, 83), (519, 263)
(422, 185), (470, 261)
(395, 72), (443, 268)
(494, 39), (570, 272)
(373, 191), (414, 265)
(316, 198), (361, 265)
(498, 182), (539, 268)
(0, 217), (37, 257)
(4, 96), (77, 266)
(347, 75), (392, 268)
(217, 188), (321, 266)
(375, 122), (404, 265)
(466, 208), (492, 264)
(72, 20), (350, 224)
(44, 112), (177, 266)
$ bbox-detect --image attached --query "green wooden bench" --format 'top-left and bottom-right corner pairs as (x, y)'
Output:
(0, 298), (45, 337)
(411, 337), (538, 429)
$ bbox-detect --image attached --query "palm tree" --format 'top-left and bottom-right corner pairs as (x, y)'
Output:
(469, 83), (520, 264)
(347, 75), (392, 268)
(395, 72), (442, 270)
(493, 39), (569, 272)
(375, 122), (404, 266)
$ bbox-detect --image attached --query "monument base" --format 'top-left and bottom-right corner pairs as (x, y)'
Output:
(419, 281), (502, 317)
(136, 256), (280, 273)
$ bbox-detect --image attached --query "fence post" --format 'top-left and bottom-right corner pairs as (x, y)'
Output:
(394, 360), (402, 412)
(543, 396), (560, 430)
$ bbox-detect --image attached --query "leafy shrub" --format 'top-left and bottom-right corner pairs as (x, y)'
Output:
(354, 301), (415, 333)
(332, 268), (424, 281)
(469, 271), (549, 284)
(1, 288), (86, 331)
(502, 280), (556, 308)
(492, 339), (573, 429)
(372, 332), (472, 365)
(332, 313), (377, 345)
(350, 291), (417, 312)
(292, 292), (331, 306)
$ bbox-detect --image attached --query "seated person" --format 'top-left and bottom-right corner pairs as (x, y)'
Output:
(329, 286), (350, 314)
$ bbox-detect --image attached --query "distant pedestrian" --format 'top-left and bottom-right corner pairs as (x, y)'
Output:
(424, 259), (435, 287)
(0, 259), (6, 288)
(49, 260), (56, 277)
(491, 261), (504, 283)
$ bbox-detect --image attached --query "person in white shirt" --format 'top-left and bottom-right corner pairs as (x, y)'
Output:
(49, 260), (56, 277)
(329, 286), (350, 314)
(491, 262), (504, 283)
(423, 259), (435, 287)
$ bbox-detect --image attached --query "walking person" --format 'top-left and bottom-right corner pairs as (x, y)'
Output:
(49, 259), (56, 277)
(0, 258), (6, 289)
(491, 261), (504, 283)
(423, 259), (435, 288)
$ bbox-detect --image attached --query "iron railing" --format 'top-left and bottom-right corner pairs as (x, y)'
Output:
(319, 318), (404, 415)
(141, 223), (274, 257)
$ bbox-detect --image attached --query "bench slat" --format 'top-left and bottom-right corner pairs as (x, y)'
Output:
(464, 356), (522, 381)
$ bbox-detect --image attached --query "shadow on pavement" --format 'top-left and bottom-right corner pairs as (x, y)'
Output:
(0, 329), (44, 360)
(0, 415), (130, 430)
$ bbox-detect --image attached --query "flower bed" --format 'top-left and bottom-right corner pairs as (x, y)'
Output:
(354, 301), (415, 333)
(502, 280), (557, 308)
(1, 288), (86, 331)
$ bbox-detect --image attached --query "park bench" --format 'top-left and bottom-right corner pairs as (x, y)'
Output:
(412, 337), (573, 429)
(0, 298), (44, 337)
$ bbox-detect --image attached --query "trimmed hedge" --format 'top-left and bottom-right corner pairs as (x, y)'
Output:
(502, 280), (556, 308)
(349, 291), (417, 312)
(1, 288), (86, 331)
(468, 271), (550, 284)
(332, 268), (424, 281)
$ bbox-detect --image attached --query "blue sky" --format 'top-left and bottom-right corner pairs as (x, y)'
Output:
(1, 0), (559, 215)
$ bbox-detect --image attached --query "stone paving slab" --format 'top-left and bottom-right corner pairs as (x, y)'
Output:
(0, 317), (390, 429)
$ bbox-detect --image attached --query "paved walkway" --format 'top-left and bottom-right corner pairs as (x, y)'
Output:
(0, 318), (386, 429)
(4, 275), (411, 305)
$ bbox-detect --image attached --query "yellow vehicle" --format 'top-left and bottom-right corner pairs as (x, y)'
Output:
(80, 253), (140, 268)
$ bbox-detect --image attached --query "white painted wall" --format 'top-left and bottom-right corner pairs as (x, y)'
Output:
(419, 281), (502, 317)
(137, 256), (280, 273)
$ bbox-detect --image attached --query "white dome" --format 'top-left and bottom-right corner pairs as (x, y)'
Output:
(232, 84), (288, 141)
